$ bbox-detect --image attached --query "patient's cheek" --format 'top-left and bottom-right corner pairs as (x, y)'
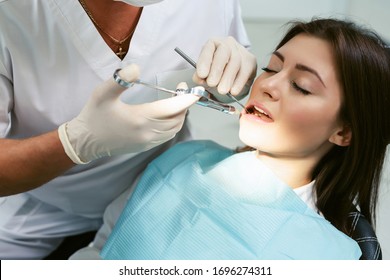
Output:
(288, 109), (324, 129)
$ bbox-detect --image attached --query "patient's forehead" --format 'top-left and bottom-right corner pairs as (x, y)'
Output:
(276, 34), (337, 83)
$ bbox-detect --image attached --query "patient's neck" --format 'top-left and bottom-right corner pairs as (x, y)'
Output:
(255, 150), (317, 189)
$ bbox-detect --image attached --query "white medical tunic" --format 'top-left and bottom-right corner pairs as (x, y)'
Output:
(0, 0), (250, 256)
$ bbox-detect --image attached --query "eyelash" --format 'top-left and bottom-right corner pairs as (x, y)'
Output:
(291, 81), (311, 95)
(261, 67), (275, 73)
(261, 67), (312, 95)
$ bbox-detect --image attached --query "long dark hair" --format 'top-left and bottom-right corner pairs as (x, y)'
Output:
(241, 18), (390, 235)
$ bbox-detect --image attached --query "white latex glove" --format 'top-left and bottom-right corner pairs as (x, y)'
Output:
(193, 36), (257, 97)
(58, 64), (199, 164)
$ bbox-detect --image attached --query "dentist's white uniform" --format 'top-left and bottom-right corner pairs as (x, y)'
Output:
(0, 0), (251, 259)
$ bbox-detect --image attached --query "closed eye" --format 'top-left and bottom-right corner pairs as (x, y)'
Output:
(261, 67), (277, 73)
(291, 81), (311, 95)
(262, 66), (311, 95)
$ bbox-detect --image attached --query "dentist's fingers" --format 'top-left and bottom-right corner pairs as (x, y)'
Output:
(145, 94), (200, 119)
(194, 37), (257, 96)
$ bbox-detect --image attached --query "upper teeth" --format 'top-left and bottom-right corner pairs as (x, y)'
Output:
(254, 106), (269, 116)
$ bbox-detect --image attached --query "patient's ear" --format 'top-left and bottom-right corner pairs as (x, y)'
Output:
(329, 124), (352, 147)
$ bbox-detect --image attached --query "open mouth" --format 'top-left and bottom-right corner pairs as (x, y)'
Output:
(246, 105), (273, 121)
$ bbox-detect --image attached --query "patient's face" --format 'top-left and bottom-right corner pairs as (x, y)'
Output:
(239, 34), (344, 160)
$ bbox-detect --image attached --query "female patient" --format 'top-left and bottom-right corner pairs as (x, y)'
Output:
(94, 18), (390, 260)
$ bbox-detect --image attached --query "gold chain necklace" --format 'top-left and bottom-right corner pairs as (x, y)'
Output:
(79, 0), (135, 58)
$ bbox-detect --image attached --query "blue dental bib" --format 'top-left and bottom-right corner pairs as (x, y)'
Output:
(101, 140), (361, 260)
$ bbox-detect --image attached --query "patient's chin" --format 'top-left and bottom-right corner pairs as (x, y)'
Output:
(239, 125), (257, 149)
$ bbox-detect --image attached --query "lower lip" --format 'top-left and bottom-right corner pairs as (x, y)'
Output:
(242, 111), (274, 123)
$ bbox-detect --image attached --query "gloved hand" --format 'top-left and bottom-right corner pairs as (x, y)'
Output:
(58, 64), (200, 164)
(193, 36), (257, 97)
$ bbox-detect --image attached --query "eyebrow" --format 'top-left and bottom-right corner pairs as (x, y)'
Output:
(273, 51), (326, 88)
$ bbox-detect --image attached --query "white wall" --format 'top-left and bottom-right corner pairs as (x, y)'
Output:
(188, 0), (390, 259)
(347, 0), (390, 41)
(242, 0), (390, 69)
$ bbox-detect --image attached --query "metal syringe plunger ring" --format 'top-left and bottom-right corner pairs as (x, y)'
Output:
(113, 68), (135, 88)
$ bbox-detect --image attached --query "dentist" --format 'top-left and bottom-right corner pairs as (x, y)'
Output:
(0, 0), (256, 259)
